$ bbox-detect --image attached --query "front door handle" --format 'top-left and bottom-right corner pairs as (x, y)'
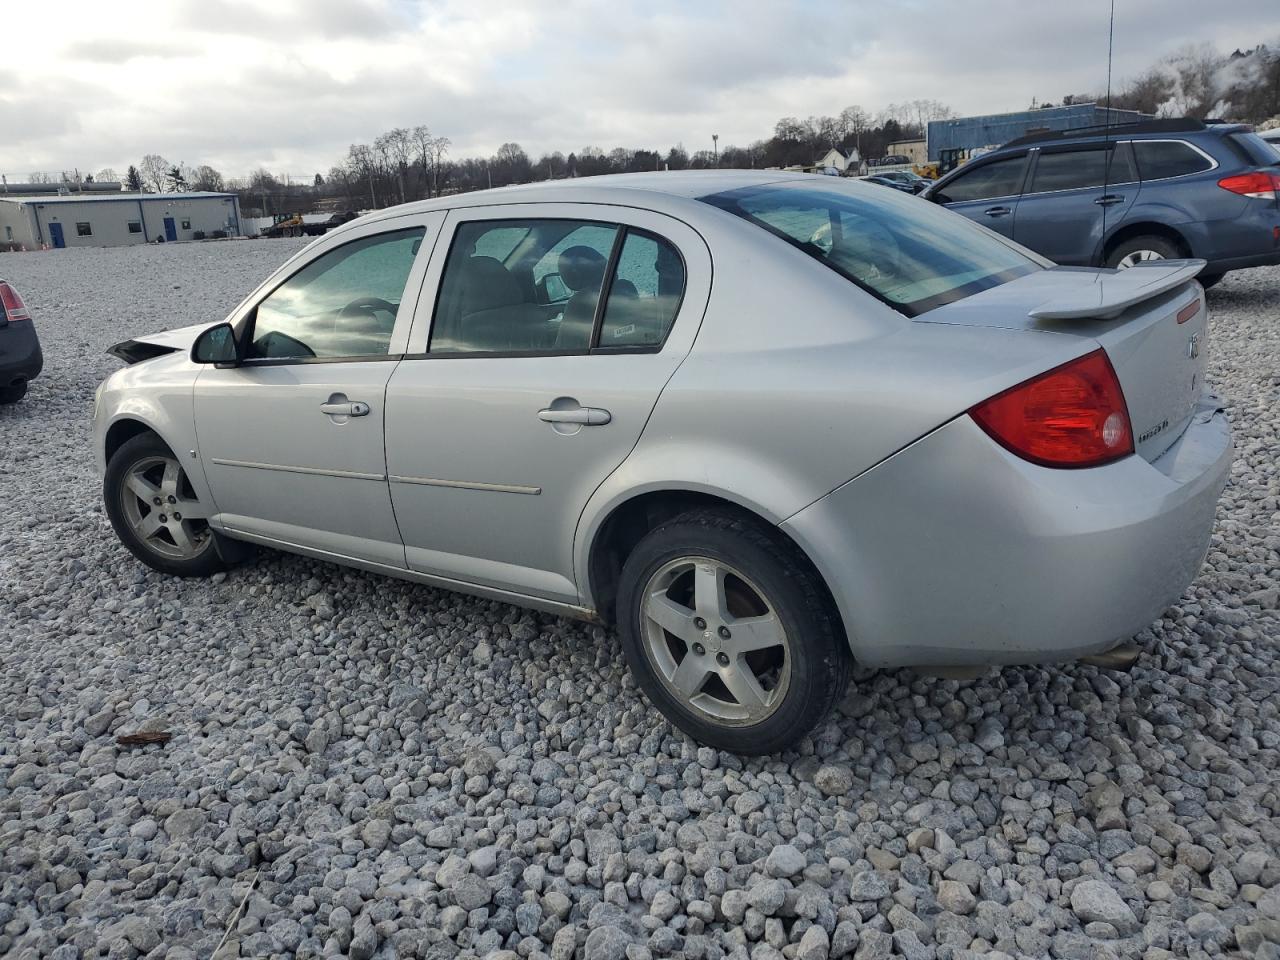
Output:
(1094, 195), (1124, 206)
(538, 406), (611, 426)
(320, 400), (370, 417)
(983, 206), (1012, 218)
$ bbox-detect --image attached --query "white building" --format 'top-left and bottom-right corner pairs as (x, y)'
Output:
(0, 192), (242, 249)
(815, 147), (866, 176)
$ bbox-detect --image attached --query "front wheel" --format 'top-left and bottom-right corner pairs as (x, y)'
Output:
(617, 509), (850, 755)
(104, 433), (231, 577)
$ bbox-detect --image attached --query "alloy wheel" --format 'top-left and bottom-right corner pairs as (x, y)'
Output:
(640, 556), (791, 726)
(119, 455), (212, 560)
(1117, 249), (1165, 268)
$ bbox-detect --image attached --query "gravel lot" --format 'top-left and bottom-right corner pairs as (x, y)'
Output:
(1, 240), (1277, 960)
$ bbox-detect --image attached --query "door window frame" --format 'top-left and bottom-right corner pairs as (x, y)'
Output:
(224, 211), (446, 367)
(932, 151), (1030, 204)
(402, 203), (698, 361)
(1022, 140), (1140, 197)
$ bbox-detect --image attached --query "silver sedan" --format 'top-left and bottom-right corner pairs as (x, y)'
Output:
(93, 172), (1232, 754)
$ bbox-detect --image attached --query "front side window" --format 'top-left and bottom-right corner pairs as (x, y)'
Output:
(431, 219), (619, 354)
(930, 155), (1027, 204)
(1133, 141), (1213, 180)
(248, 227), (425, 360)
(1030, 144), (1137, 193)
(76, 222), (92, 237)
(702, 182), (1040, 316)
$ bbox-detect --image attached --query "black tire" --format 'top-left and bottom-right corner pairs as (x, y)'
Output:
(1199, 272), (1225, 290)
(1105, 235), (1182, 269)
(104, 432), (233, 578)
(617, 508), (851, 755)
(0, 381), (27, 404)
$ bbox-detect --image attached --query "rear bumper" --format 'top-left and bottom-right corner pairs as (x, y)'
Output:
(0, 321), (43, 387)
(783, 394), (1232, 668)
(1202, 249), (1280, 274)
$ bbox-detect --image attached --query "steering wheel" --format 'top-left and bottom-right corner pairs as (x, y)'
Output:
(340, 297), (397, 318)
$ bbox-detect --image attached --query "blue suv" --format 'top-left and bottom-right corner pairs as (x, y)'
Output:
(923, 118), (1280, 287)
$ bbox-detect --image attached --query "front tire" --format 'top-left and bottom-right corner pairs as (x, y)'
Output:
(1106, 235), (1181, 269)
(104, 433), (231, 577)
(617, 508), (850, 755)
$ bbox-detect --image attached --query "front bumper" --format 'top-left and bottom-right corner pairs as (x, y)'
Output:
(783, 394), (1232, 669)
(0, 321), (43, 388)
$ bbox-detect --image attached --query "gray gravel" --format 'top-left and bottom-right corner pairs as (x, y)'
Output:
(1, 241), (1278, 960)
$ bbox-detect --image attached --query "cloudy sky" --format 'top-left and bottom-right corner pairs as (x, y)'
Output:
(2, 0), (1278, 182)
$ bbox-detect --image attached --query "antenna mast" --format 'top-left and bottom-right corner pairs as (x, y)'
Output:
(1100, 0), (1117, 243)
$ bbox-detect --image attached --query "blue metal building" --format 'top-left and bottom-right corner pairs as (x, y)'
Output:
(927, 104), (1154, 161)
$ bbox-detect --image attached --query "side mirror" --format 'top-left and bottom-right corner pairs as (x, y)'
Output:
(191, 322), (240, 366)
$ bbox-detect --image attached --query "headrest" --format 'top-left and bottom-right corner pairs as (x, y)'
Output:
(559, 245), (607, 293)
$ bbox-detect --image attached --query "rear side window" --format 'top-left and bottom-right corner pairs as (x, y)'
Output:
(931, 155), (1027, 204)
(1030, 144), (1137, 193)
(702, 182), (1040, 317)
(597, 230), (685, 349)
(1134, 141), (1213, 180)
(432, 219), (619, 354)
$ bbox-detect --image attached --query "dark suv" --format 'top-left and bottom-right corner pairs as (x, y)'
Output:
(923, 118), (1280, 286)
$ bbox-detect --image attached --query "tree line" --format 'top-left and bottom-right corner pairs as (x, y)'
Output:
(17, 40), (1279, 218)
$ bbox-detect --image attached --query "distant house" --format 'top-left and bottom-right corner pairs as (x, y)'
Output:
(815, 147), (867, 176)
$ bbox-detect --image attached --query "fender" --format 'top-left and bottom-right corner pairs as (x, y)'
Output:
(94, 357), (217, 513)
(1094, 199), (1199, 264)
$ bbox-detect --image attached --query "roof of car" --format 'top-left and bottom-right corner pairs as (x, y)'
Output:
(359, 170), (816, 225)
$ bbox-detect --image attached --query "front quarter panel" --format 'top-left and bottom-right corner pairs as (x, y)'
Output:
(94, 355), (211, 505)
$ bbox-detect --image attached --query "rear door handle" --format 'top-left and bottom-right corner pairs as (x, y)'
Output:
(320, 400), (370, 417)
(1094, 195), (1124, 206)
(538, 406), (611, 425)
(983, 206), (1012, 217)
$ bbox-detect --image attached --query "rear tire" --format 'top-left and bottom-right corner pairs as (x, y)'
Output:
(617, 508), (851, 755)
(0, 381), (27, 404)
(1106, 235), (1181, 269)
(104, 432), (234, 578)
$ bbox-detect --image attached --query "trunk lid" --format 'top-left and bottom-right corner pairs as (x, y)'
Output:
(919, 261), (1210, 462)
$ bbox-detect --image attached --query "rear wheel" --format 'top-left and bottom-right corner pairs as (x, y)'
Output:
(0, 381), (27, 404)
(617, 508), (850, 755)
(1106, 235), (1181, 269)
(104, 433), (231, 577)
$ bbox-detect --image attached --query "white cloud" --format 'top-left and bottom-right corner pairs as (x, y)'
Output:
(1, 0), (1277, 180)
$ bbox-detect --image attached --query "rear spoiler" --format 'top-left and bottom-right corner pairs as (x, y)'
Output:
(1028, 260), (1206, 320)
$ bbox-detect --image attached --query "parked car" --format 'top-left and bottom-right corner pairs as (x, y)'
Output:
(922, 118), (1280, 287)
(0, 278), (41, 403)
(864, 175), (917, 193)
(864, 170), (931, 194)
(93, 172), (1231, 753)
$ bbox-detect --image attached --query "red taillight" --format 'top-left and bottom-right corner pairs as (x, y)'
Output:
(1217, 171), (1280, 199)
(0, 282), (31, 322)
(970, 350), (1134, 468)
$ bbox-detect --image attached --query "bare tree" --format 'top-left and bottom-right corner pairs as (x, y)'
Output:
(27, 172), (53, 184)
(139, 155), (170, 193)
(376, 128), (412, 204)
(190, 165), (225, 192)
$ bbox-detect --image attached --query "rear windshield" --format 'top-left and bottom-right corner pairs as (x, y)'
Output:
(701, 182), (1040, 316)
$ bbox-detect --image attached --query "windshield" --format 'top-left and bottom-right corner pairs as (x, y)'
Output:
(701, 181), (1041, 316)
